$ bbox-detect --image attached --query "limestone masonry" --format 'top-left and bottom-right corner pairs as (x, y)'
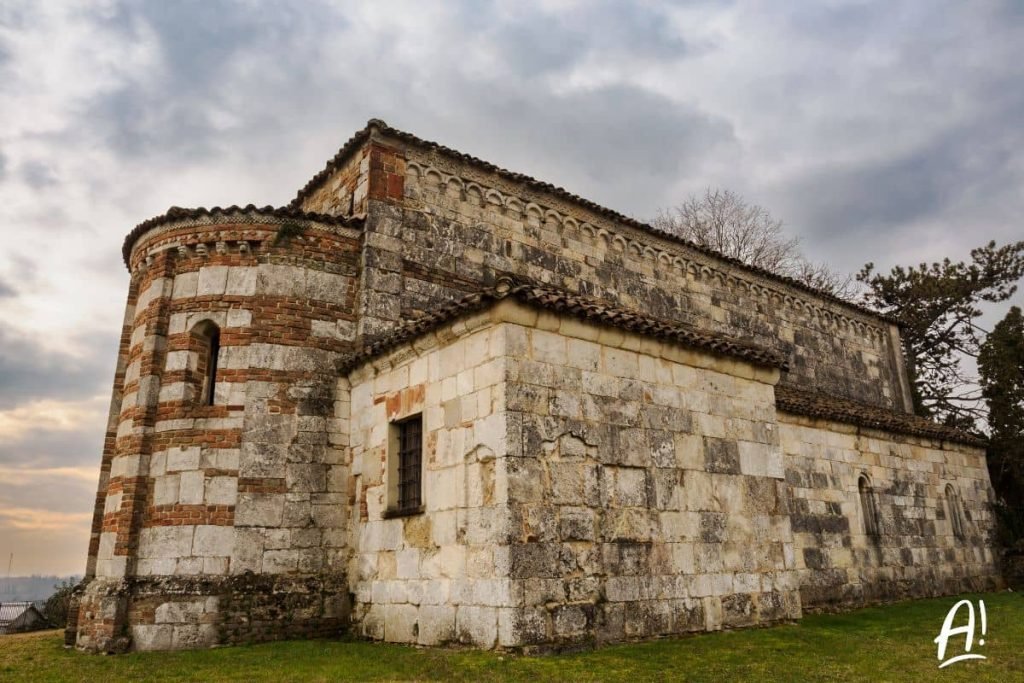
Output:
(69, 119), (1003, 653)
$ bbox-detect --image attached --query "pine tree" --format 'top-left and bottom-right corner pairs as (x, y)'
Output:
(979, 305), (1024, 509)
(858, 241), (1024, 425)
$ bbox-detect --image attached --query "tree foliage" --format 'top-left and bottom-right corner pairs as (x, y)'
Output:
(653, 189), (853, 298)
(857, 240), (1024, 425)
(979, 305), (1024, 511)
(43, 578), (77, 628)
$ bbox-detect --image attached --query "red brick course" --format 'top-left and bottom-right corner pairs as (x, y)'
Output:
(145, 504), (235, 527)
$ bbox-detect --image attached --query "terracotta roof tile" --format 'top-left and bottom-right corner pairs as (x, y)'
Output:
(338, 277), (788, 374)
(775, 385), (985, 446)
(293, 119), (898, 326)
(121, 204), (363, 268)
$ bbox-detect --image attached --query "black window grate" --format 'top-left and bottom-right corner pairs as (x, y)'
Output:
(397, 416), (422, 512)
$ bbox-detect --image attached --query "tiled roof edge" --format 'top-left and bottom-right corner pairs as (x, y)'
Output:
(291, 118), (898, 327)
(775, 385), (985, 446)
(122, 204), (364, 269)
(290, 123), (375, 210)
(337, 277), (788, 375)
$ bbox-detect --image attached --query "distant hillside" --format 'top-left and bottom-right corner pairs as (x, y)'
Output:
(0, 576), (81, 602)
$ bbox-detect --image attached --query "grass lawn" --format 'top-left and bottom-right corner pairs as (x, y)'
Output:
(2, 592), (1021, 682)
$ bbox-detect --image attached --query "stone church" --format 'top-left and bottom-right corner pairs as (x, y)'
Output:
(69, 119), (1002, 653)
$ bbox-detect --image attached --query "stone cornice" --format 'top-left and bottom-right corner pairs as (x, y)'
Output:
(122, 205), (364, 270)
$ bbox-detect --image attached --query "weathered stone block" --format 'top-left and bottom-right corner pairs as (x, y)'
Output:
(178, 471), (205, 505)
(132, 624), (173, 651)
(193, 526), (233, 558)
(704, 436), (740, 474)
(456, 605), (497, 647)
(167, 447), (201, 472)
(417, 604), (456, 645)
(235, 494), (284, 527)
(558, 507), (595, 541)
(197, 266), (229, 296)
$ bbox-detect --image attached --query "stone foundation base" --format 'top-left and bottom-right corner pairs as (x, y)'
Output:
(351, 590), (802, 651)
(799, 571), (1004, 613)
(72, 573), (349, 653)
(517, 591), (803, 653)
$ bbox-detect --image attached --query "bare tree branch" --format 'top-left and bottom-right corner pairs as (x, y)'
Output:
(653, 188), (854, 298)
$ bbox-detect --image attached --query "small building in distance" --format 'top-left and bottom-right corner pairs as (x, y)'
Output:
(0, 602), (50, 635)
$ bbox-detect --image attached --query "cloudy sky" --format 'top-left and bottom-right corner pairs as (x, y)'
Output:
(1, 0), (1022, 576)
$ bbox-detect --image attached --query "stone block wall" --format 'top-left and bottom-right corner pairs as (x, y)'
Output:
(344, 313), (513, 646)
(298, 132), (912, 411)
(342, 300), (802, 649)
(779, 414), (1003, 610)
(74, 213), (361, 652)
(496, 304), (801, 648)
(84, 282), (139, 580)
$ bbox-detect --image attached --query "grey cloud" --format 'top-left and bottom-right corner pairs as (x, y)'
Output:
(781, 93), (1024, 263)
(778, 3), (888, 50)
(449, 84), (735, 214)
(0, 425), (104, 474)
(8, 254), (39, 284)
(0, 475), (97, 515)
(82, 1), (341, 163)
(481, 1), (692, 78)
(710, 1), (1024, 275)
(791, 143), (958, 238)
(76, 0), (707, 176)
(88, 88), (227, 162)
(19, 160), (58, 188)
(0, 256), (42, 300)
(0, 328), (115, 409)
(125, 0), (333, 89)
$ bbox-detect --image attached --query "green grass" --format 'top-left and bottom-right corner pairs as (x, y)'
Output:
(2, 592), (1021, 682)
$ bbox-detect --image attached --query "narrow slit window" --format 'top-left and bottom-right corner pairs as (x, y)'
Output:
(189, 321), (221, 408)
(859, 475), (879, 537)
(204, 327), (220, 406)
(946, 484), (965, 539)
(397, 416), (422, 512)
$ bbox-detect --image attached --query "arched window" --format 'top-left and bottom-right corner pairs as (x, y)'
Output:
(858, 475), (880, 538)
(190, 321), (221, 406)
(946, 484), (965, 540)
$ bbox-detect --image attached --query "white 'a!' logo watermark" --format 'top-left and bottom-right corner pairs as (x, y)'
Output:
(933, 599), (987, 669)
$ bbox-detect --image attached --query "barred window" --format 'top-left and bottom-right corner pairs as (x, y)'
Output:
(858, 475), (880, 537)
(395, 415), (423, 514)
